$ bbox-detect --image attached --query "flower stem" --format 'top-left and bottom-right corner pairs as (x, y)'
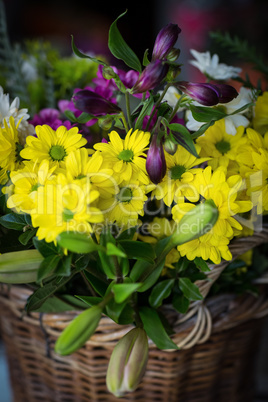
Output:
(168, 93), (187, 121)
(145, 83), (172, 131)
(124, 91), (132, 130)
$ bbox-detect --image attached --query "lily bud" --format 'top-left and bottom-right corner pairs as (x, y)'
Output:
(177, 82), (221, 106)
(106, 327), (148, 397)
(170, 200), (219, 248)
(131, 60), (169, 94)
(0, 249), (43, 284)
(55, 305), (103, 355)
(152, 23), (181, 61)
(216, 83), (239, 104)
(72, 90), (121, 116)
(146, 133), (167, 184)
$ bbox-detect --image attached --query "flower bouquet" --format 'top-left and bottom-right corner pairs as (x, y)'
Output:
(0, 5), (268, 400)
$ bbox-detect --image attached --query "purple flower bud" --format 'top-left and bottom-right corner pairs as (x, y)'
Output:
(72, 90), (121, 116)
(215, 83), (239, 104)
(152, 23), (181, 61)
(131, 60), (169, 94)
(146, 134), (167, 184)
(177, 82), (222, 106)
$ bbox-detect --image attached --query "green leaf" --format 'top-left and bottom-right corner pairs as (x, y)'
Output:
(194, 257), (211, 272)
(37, 254), (61, 283)
(57, 231), (103, 254)
(178, 277), (203, 301)
(106, 242), (127, 258)
(108, 11), (142, 72)
(34, 295), (88, 312)
(97, 250), (117, 279)
(191, 121), (216, 139)
(189, 104), (226, 123)
(168, 123), (199, 157)
(83, 270), (108, 297)
(76, 112), (94, 124)
(0, 213), (27, 231)
(26, 274), (76, 312)
(115, 225), (138, 241)
(172, 293), (190, 314)
(112, 283), (142, 304)
(32, 237), (60, 257)
(142, 48), (150, 66)
(139, 306), (179, 350)
(119, 240), (156, 263)
(134, 96), (155, 130)
(18, 228), (36, 245)
(75, 295), (102, 307)
(149, 279), (175, 308)
(55, 254), (72, 276)
(71, 35), (107, 66)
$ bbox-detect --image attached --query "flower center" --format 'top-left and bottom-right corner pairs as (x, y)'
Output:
(215, 140), (231, 155)
(62, 208), (74, 222)
(49, 145), (67, 161)
(118, 149), (134, 162)
(117, 187), (133, 203)
(170, 164), (186, 180)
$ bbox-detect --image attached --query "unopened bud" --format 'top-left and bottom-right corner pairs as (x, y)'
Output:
(72, 90), (121, 116)
(98, 115), (114, 130)
(55, 305), (103, 355)
(146, 133), (167, 184)
(152, 23), (181, 61)
(106, 327), (148, 397)
(101, 66), (118, 80)
(0, 249), (43, 284)
(164, 137), (177, 155)
(131, 60), (169, 94)
(171, 200), (219, 247)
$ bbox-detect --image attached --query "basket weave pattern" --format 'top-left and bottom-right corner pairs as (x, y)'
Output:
(1, 227), (268, 401)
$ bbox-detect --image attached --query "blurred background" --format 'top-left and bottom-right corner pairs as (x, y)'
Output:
(1, 0), (268, 401)
(3, 0), (268, 83)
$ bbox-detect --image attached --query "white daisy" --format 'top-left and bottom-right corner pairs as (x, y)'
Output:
(189, 49), (242, 81)
(0, 86), (35, 143)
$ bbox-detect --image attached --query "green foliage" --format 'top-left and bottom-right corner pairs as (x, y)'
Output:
(210, 31), (268, 81)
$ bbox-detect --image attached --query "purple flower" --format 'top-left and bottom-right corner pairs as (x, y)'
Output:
(177, 82), (221, 106)
(152, 23), (181, 61)
(29, 108), (74, 130)
(131, 60), (169, 94)
(146, 134), (167, 184)
(177, 81), (238, 106)
(72, 90), (122, 116)
(215, 84), (239, 104)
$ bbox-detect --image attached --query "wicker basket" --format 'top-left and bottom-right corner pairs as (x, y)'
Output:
(1, 227), (268, 402)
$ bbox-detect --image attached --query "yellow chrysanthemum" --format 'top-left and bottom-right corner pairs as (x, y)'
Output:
(5, 160), (57, 214)
(245, 148), (268, 213)
(152, 144), (209, 206)
(172, 166), (253, 264)
(65, 148), (117, 199)
(20, 125), (87, 168)
(253, 91), (268, 135)
(98, 182), (148, 227)
(31, 173), (103, 243)
(93, 129), (150, 184)
(196, 119), (248, 172)
(0, 117), (24, 183)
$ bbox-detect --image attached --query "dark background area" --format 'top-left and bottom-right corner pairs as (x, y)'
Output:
(2, 0), (268, 82)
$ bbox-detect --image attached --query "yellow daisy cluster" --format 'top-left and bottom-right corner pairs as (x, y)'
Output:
(2, 90), (267, 267)
(3, 121), (152, 243)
